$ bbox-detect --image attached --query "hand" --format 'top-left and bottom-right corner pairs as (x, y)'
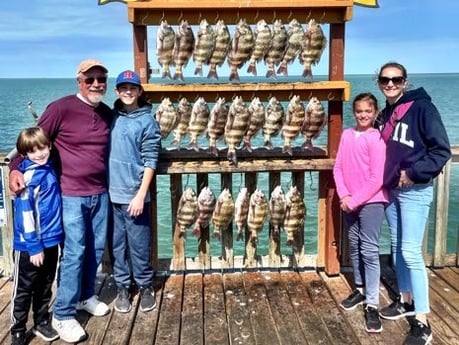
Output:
(9, 170), (25, 194)
(398, 170), (414, 188)
(127, 194), (145, 218)
(339, 195), (353, 213)
(30, 252), (44, 267)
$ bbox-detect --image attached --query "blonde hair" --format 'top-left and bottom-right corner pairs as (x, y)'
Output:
(16, 127), (51, 156)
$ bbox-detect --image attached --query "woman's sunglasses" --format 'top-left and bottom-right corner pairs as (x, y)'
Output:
(378, 76), (405, 86)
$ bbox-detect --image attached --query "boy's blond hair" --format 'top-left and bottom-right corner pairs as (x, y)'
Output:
(16, 127), (51, 156)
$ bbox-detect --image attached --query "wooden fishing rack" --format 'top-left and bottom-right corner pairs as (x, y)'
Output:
(127, 0), (352, 275)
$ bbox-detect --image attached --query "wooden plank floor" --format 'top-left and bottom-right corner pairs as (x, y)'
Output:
(0, 267), (459, 345)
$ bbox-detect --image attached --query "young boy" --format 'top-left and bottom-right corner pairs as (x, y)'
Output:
(11, 127), (63, 345)
(108, 70), (161, 313)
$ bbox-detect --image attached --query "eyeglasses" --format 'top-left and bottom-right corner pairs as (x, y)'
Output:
(81, 76), (107, 85)
(378, 76), (405, 86)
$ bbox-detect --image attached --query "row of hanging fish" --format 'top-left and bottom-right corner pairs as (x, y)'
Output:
(155, 94), (327, 163)
(175, 185), (306, 246)
(156, 17), (327, 82)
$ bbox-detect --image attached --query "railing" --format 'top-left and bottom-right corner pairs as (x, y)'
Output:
(1, 147), (458, 277)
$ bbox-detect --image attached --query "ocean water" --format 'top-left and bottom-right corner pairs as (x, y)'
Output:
(1, 74), (458, 258)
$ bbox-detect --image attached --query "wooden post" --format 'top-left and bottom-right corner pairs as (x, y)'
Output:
(244, 173), (258, 268)
(197, 174), (211, 269)
(433, 160), (451, 267)
(268, 172), (282, 267)
(220, 173), (233, 268)
(171, 174), (184, 270)
(132, 24), (149, 83)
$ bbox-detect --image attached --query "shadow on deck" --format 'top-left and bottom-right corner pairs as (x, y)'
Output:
(1, 266), (459, 345)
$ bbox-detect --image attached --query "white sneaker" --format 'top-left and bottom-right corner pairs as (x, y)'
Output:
(76, 295), (110, 316)
(51, 316), (87, 343)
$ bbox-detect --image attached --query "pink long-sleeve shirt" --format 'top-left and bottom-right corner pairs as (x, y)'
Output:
(333, 127), (388, 210)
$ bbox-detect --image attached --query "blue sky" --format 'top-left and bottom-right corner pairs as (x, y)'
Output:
(1, 0), (458, 78)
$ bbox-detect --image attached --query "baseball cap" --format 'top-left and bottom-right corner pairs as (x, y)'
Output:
(77, 59), (108, 75)
(116, 70), (142, 87)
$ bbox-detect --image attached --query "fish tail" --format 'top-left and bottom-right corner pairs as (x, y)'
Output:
(264, 139), (273, 149)
(227, 150), (238, 165)
(247, 63), (257, 76)
(302, 66), (313, 80)
(282, 144), (293, 156)
(302, 139), (313, 150)
(207, 66), (219, 80)
(194, 66), (203, 76)
(277, 63), (288, 76)
(162, 70), (172, 79)
(266, 69), (277, 79)
(207, 145), (219, 156)
(187, 141), (200, 152)
(229, 70), (240, 83)
(173, 71), (185, 81)
(242, 139), (253, 152)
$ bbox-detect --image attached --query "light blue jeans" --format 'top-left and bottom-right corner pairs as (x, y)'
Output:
(53, 192), (109, 320)
(385, 184), (433, 314)
(344, 203), (385, 306)
(110, 202), (153, 289)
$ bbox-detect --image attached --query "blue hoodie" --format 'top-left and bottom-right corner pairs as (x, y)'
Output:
(108, 99), (162, 204)
(380, 87), (451, 189)
(13, 158), (63, 254)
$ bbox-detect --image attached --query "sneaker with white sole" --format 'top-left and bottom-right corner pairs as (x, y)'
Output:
(76, 295), (110, 316)
(51, 316), (87, 343)
(33, 319), (59, 341)
(140, 286), (157, 312)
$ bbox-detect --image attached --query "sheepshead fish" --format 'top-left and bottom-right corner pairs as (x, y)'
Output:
(227, 18), (254, 82)
(187, 97), (210, 151)
(247, 188), (268, 245)
(300, 19), (327, 80)
(156, 20), (176, 79)
(207, 20), (231, 80)
(281, 95), (305, 155)
(277, 18), (305, 76)
(263, 96), (284, 149)
(243, 97), (265, 152)
(207, 97), (229, 156)
(283, 186), (306, 247)
(193, 18), (216, 76)
(192, 187), (216, 237)
(234, 187), (250, 241)
(155, 97), (178, 139)
(247, 19), (272, 76)
(301, 97), (327, 150)
(172, 20), (195, 81)
(224, 96), (250, 164)
(264, 19), (288, 79)
(176, 187), (198, 234)
(268, 185), (286, 235)
(212, 188), (235, 238)
(171, 97), (193, 148)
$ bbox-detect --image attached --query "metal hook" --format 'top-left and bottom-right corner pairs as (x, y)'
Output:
(272, 10), (277, 24)
(214, 11), (219, 24)
(305, 9), (312, 21)
(308, 91), (313, 100)
(307, 171), (316, 191)
(320, 11), (326, 23)
(141, 13), (149, 25)
(184, 174), (191, 189)
(287, 10), (293, 22)
(254, 10), (259, 22)
(238, 173), (244, 191)
(178, 11), (183, 23)
(159, 11), (165, 24)
(327, 92), (335, 101)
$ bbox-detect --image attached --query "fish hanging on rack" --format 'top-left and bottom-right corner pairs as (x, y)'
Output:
(207, 97), (229, 156)
(281, 95), (306, 155)
(234, 187), (250, 241)
(193, 18), (216, 76)
(264, 19), (288, 79)
(247, 19), (272, 76)
(224, 96), (250, 164)
(187, 97), (210, 152)
(277, 18), (305, 76)
(176, 187), (198, 234)
(172, 19), (195, 81)
(283, 185), (306, 247)
(192, 187), (216, 237)
(247, 188), (268, 245)
(268, 185), (287, 236)
(207, 19), (231, 80)
(171, 97), (193, 148)
(263, 96), (284, 149)
(227, 18), (254, 82)
(299, 19), (327, 80)
(212, 188), (235, 239)
(242, 97), (265, 152)
(301, 96), (327, 150)
(156, 20), (176, 79)
(155, 97), (178, 139)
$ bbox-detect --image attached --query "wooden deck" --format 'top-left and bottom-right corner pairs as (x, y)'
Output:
(1, 266), (459, 345)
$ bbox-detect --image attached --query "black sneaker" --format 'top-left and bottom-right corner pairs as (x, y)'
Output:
(139, 286), (157, 312)
(33, 319), (59, 341)
(115, 287), (132, 313)
(11, 332), (26, 345)
(379, 298), (415, 320)
(403, 320), (432, 345)
(364, 305), (383, 333)
(340, 289), (366, 310)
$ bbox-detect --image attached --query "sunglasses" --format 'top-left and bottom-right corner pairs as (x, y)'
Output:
(81, 76), (107, 85)
(378, 76), (405, 85)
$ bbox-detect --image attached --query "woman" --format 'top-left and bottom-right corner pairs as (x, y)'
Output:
(376, 61), (451, 345)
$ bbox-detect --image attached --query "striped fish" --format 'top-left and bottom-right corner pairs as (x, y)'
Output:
(247, 19), (272, 76)
(155, 97), (178, 139)
(207, 20), (231, 80)
(283, 186), (306, 247)
(301, 97), (327, 150)
(187, 97), (210, 152)
(264, 19), (288, 79)
(172, 20), (195, 81)
(300, 19), (327, 80)
(171, 97), (193, 148)
(247, 188), (268, 244)
(281, 95), (305, 155)
(227, 18), (254, 82)
(234, 187), (250, 241)
(156, 20), (176, 79)
(277, 18), (305, 76)
(176, 187), (198, 234)
(243, 97), (265, 152)
(263, 96), (285, 149)
(193, 18), (216, 76)
(192, 187), (216, 237)
(212, 188), (235, 239)
(269, 185), (287, 235)
(207, 97), (229, 156)
(224, 96), (250, 164)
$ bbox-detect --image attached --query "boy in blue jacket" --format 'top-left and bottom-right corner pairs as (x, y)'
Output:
(11, 127), (63, 345)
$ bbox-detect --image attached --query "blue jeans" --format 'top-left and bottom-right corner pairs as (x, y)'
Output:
(53, 192), (109, 320)
(385, 184), (433, 314)
(344, 203), (384, 306)
(110, 203), (153, 289)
